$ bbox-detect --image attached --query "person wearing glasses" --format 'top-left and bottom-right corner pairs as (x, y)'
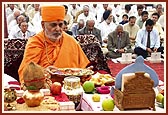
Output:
(18, 6), (90, 84)
(12, 21), (35, 39)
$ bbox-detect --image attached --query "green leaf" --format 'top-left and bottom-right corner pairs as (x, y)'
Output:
(26, 86), (37, 90)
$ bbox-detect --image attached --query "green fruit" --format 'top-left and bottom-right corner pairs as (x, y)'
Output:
(156, 93), (164, 103)
(102, 98), (115, 111)
(92, 94), (100, 102)
(161, 97), (164, 108)
(82, 81), (95, 93)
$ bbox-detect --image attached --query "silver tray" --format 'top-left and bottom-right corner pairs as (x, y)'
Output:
(49, 68), (94, 77)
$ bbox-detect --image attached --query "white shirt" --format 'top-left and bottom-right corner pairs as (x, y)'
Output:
(97, 6), (106, 23)
(27, 9), (39, 23)
(64, 13), (73, 30)
(8, 24), (20, 39)
(12, 30), (35, 39)
(89, 4), (100, 18)
(70, 5), (81, 19)
(98, 20), (117, 46)
(119, 10), (135, 22)
(8, 23), (35, 39)
(112, 4), (122, 24)
(7, 19), (17, 33)
(5, 7), (17, 18)
(158, 15), (164, 29)
(26, 4), (34, 13)
(134, 12), (141, 20)
(7, 13), (16, 26)
(142, 21), (164, 39)
(77, 12), (96, 25)
(135, 28), (160, 50)
(32, 12), (42, 34)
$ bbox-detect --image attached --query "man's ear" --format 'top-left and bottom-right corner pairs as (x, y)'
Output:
(41, 21), (45, 29)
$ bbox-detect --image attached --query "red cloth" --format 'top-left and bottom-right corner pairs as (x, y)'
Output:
(54, 93), (69, 102)
(95, 70), (109, 74)
(16, 97), (25, 104)
(107, 60), (164, 82)
(7, 81), (21, 90)
(8, 81), (20, 85)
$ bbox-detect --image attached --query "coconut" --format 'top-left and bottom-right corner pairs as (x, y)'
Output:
(23, 62), (45, 90)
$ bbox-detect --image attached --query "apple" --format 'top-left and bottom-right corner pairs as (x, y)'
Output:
(82, 81), (95, 93)
(92, 94), (100, 102)
(50, 82), (62, 95)
(102, 98), (115, 111)
(156, 93), (164, 103)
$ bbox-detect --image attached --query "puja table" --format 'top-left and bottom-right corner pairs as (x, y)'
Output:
(3, 92), (76, 112)
(4, 97), (75, 112)
(3, 75), (165, 112)
(3, 77), (76, 112)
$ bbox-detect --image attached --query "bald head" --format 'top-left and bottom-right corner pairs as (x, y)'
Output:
(107, 6), (112, 11)
(116, 24), (123, 30)
(83, 5), (89, 10)
(116, 25), (123, 35)
(83, 5), (89, 16)
(16, 15), (26, 24)
(78, 19), (84, 24)
(86, 20), (95, 31)
(78, 19), (85, 29)
(13, 10), (20, 18)
(87, 20), (95, 25)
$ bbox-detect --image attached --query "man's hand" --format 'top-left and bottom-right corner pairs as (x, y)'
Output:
(153, 48), (158, 52)
(116, 14), (120, 17)
(117, 49), (125, 53)
(103, 38), (108, 43)
(146, 48), (153, 53)
(129, 37), (135, 40)
(45, 65), (58, 74)
(87, 65), (94, 70)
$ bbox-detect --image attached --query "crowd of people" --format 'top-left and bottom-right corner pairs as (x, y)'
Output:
(4, 3), (165, 83)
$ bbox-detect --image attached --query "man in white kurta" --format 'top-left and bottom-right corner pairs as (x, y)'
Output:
(98, 10), (117, 47)
(77, 5), (96, 26)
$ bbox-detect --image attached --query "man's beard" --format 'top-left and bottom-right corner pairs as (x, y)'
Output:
(105, 19), (112, 24)
(44, 29), (62, 41)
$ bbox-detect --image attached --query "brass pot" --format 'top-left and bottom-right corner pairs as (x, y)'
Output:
(23, 90), (44, 107)
(4, 88), (17, 103)
(4, 88), (17, 110)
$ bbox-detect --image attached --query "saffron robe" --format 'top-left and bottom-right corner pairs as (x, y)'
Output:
(18, 31), (90, 83)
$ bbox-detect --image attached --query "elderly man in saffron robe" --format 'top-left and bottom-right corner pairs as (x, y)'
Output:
(18, 6), (90, 84)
